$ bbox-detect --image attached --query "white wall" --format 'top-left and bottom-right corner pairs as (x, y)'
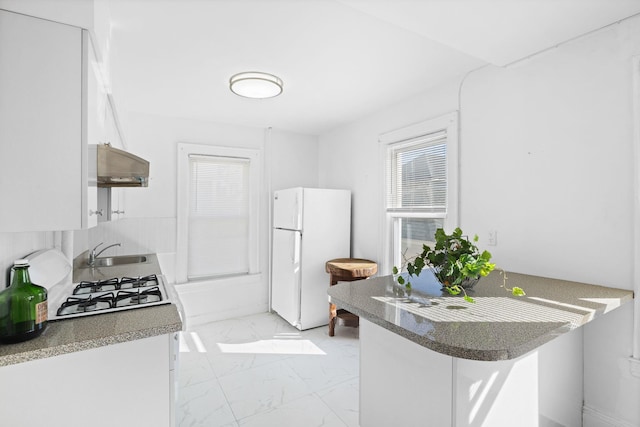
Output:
(268, 128), (319, 191)
(318, 15), (640, 427)
(75, 111), (266, 262)
(460, 21), (640, 426)
(318, 76), (463, 268)
(460, 33), (635, 286)
(76, 111), (319, 326)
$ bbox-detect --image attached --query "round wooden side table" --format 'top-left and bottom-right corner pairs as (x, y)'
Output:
(326, 258), (378, 337)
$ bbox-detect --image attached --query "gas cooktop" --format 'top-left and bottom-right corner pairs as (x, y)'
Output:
(49, 274), (171, 321)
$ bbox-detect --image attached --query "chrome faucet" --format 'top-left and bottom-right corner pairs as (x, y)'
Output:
(88, 242), (122, 266)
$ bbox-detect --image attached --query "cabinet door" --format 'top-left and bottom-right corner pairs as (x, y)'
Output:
(0, 334), (173, 426)
(83, 30), (99, 228)
(0, 11), (96, 231)
(97, 187), (110, 223)
(97, 187), (125, 222)
(0, 10), (81, 231)
(111, 187), (125, 220)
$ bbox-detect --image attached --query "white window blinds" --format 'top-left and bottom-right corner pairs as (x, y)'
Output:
(386, 130), (447, 214)
(188, 154), (250, 279)
(189, 155), (250, 217)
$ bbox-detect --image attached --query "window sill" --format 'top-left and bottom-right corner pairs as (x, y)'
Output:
(177, 272), (263, 288)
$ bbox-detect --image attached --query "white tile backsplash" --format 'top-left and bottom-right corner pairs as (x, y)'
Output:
(74, 217), (177, 259)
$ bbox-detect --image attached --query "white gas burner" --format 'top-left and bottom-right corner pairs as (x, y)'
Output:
(49, 274), (170, 321)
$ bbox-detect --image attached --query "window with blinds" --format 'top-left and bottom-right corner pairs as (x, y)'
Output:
(386, 130), (447, 214)
(381, 112), (458, 272)
(188, 154), (251, 279)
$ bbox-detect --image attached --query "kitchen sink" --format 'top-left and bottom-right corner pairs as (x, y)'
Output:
(85, 255), (148, 268)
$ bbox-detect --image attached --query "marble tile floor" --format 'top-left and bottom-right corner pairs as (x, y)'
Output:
(176, 312), (360, 427)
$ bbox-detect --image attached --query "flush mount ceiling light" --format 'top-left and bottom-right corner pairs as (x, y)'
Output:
(229, 71), (283, 99)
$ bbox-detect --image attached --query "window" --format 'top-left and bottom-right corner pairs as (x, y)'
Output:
(380, 113), (459, 273)
(177, 143), (260, 282)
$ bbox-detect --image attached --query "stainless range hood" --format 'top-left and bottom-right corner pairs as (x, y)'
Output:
(97, 143), (149, 187)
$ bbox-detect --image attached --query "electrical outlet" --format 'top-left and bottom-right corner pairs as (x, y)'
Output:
(488, 230), (497, 246)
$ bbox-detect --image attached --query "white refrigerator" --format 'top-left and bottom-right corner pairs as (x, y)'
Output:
(271, 187), (351, 330)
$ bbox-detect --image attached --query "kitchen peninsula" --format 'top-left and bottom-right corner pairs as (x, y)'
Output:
(328, 271), (633, 427)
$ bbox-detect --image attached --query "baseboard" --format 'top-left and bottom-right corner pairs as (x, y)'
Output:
(583, 404), (636, 427)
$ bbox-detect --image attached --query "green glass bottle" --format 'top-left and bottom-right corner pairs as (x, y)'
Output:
(0, 259), (48, 343)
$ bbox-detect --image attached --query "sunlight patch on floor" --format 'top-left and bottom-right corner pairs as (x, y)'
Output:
(179, 331), (207, 353)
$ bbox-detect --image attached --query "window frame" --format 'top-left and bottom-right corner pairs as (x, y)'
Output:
(379, 112), (459, 275)
(176, 142), (261, 283)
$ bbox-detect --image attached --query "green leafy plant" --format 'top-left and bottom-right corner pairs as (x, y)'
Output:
(393, 227), (524, 303)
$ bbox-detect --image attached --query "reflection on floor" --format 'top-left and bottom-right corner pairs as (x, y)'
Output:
(176, 312), (360, 427)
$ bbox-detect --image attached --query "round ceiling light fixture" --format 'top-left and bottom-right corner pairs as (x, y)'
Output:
(229, 71), (283, 99)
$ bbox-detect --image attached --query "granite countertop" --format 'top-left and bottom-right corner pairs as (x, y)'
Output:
(0, 253), (183, 367)
(328, 270), (634, 361)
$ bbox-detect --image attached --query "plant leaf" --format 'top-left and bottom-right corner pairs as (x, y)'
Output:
(407, 263), (415, 276)
(463, 295), (476, 303)
(446, 285), (462, 295)
(512, 287), (526, 297)
(392, 266), (399, 275)
(397, 276), (405, 285)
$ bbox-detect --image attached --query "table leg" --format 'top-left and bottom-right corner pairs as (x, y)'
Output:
(329, 302), (337, 336)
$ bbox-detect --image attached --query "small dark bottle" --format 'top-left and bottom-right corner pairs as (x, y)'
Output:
(0, 259), (48, 343)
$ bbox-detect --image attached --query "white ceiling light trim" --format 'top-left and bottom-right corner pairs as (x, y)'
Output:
(229, 71), (283, 99)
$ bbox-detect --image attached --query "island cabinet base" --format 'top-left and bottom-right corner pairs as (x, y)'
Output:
(0, 334), (176, 427)
(360, 319), (583, 427)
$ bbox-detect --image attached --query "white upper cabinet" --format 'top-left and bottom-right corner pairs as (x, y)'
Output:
(110, 187), (126, 220)
(97, 186), (125, 223)
(0, 10), (99, 231)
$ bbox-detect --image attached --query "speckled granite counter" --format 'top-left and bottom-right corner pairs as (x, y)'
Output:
(0, 253), (183, 367)
(328, 270), (633, 361)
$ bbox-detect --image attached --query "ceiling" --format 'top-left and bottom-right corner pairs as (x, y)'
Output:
(107, 0), (640, 136)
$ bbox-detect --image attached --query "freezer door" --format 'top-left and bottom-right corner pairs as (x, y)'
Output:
(271, 228), (302, 328)
(273, 187), (303, 230)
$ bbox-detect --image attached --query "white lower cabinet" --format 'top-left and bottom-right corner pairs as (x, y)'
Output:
(359, 319), (583, 427)
(0, 334), (176, 427)
(359, 320), (453, 427)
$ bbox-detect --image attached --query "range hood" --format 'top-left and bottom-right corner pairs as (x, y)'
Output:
(97, 143), (149, 187)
